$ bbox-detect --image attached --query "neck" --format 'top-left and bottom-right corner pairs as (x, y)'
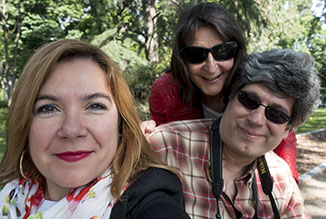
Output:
(202, 93), (225, 113)
(222, 146), (255, 183)
(45, 183), (70, 201)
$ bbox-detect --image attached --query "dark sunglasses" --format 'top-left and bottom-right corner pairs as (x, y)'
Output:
(237, 91), (291, 124)
(180, 41), (238, 64)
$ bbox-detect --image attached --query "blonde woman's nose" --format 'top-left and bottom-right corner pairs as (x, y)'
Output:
(57, 110), (87, 139)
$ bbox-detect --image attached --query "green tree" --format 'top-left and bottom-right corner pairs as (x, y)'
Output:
(1, 0), (23, 100)
(0, 0), (86, 101)
(0, 0), (325, 106)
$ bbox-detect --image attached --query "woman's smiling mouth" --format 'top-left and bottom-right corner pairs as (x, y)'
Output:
(56, 151), (91, 162)
(202, 73), (223, 83)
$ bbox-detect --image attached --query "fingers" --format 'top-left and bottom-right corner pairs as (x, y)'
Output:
(141, 120), (157, 137)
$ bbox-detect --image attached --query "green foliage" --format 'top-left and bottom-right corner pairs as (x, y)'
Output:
(1, 0), (325, 111)
(91, 29), (148, 70)
(91, 28), (159, 120)
(123, 61), (167, 120)
(0, 100), (8, 108)
(0, 109), (7, 161)
(124, 62), (166, 120)
(308, 29), (326, 100)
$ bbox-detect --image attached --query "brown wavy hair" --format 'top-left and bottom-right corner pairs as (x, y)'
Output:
(0, 39), (176, 198)
(171, 2), (247, 106)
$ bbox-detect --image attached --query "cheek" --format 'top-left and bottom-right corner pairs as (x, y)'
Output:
(29, 119), (58, 151)
(94, 120), (120, 167)
(28, 126), (47, 174)
(225, 99), (244, 118)
(220, 59), (234, 72)
(29, 121), (47, 152)
(92, 116), (120, 148)
(28, 121), (51, 168)
(188, 64), (202, 77)
(95, 126), (119, 147)
(269, 124), (289, 140)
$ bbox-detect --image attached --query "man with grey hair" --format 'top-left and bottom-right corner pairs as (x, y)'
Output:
(148, 49), (320, 219)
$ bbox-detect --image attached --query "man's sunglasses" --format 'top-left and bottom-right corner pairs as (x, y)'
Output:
(180, 41), (238, 64)
(237, 91), (291, 124)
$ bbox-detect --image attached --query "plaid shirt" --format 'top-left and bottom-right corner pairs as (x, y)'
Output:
(149, 119), (310, 219)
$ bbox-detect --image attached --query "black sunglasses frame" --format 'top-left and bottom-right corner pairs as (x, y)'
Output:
(237, 91), (292, 124)
(180, 41), (238, 64)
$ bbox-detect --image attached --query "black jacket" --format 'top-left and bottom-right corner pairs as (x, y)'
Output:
(110, 168), (190, 219)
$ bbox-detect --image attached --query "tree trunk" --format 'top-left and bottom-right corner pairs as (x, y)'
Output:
(0, 0), (21, 102)
(144, 0), (159, 63)
(1, 0), (9, 100)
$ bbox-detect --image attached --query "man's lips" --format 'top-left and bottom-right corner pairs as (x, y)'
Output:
(56, 151), (91, 162)
(239, 127), (263, 139)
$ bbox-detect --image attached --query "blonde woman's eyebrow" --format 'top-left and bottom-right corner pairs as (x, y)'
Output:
(35, 93), (112, 103)
(83, 92), (112, 103)
(35, 94), (58, 102)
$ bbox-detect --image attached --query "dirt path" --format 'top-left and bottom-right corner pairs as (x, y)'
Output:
(299, 169), (326, 219)
(296, 130), (326, 176)
(296, 130), (326, 218)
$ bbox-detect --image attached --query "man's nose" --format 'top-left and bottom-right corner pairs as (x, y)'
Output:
(246, 106), (266, 126)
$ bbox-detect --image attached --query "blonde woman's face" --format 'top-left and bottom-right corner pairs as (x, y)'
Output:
(29, 58), (119, 201)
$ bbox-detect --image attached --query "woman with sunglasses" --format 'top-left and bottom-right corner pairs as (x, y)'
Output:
(148, 2), (299, 182)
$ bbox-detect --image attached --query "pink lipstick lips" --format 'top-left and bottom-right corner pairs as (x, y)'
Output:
(56, 151), (91, 162)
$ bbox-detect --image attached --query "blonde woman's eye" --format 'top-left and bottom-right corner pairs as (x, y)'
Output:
(87, 103), (107, 111)
(36, 104), (58, 114)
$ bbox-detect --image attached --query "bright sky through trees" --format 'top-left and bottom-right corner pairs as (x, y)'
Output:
(312, 0), (326, 28)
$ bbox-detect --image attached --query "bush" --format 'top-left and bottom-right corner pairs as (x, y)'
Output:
(0, 100), (8, 108)
(123, 63), (166, 120)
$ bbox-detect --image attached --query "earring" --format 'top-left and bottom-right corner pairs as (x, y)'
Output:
(19, 150), (30, 180)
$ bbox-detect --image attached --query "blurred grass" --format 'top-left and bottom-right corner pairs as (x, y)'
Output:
(0, 107), (324, 161)
(296, 107), (326, 134)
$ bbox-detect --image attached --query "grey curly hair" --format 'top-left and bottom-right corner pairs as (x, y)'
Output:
(229, 49), (321, 130)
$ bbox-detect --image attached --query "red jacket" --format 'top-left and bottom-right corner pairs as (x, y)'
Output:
(149, 72), (299, 182)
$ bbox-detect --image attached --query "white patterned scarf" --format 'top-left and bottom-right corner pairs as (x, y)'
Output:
(0, 169), (117, 219)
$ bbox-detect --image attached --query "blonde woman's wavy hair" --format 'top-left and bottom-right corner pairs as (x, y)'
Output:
(0, 39), (175, 198)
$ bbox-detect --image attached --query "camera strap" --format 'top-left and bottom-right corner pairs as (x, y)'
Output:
(209, 118), (280, 219)
(210, 118), (223, 219)
(256, 156), (280, 219)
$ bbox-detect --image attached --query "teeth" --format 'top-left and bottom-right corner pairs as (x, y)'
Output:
(205, 74), (221, 81)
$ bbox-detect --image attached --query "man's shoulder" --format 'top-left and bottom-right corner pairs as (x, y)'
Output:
(153, 118), (214, 134)
(156, 118), (215, 131)
(148, 119), (214, 155)
(264, 151), (294, 181)
(265, 151), (292, 168)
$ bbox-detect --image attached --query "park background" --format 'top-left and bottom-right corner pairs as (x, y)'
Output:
(0, 0), (326, 157)
(1, 1), (326, 217)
